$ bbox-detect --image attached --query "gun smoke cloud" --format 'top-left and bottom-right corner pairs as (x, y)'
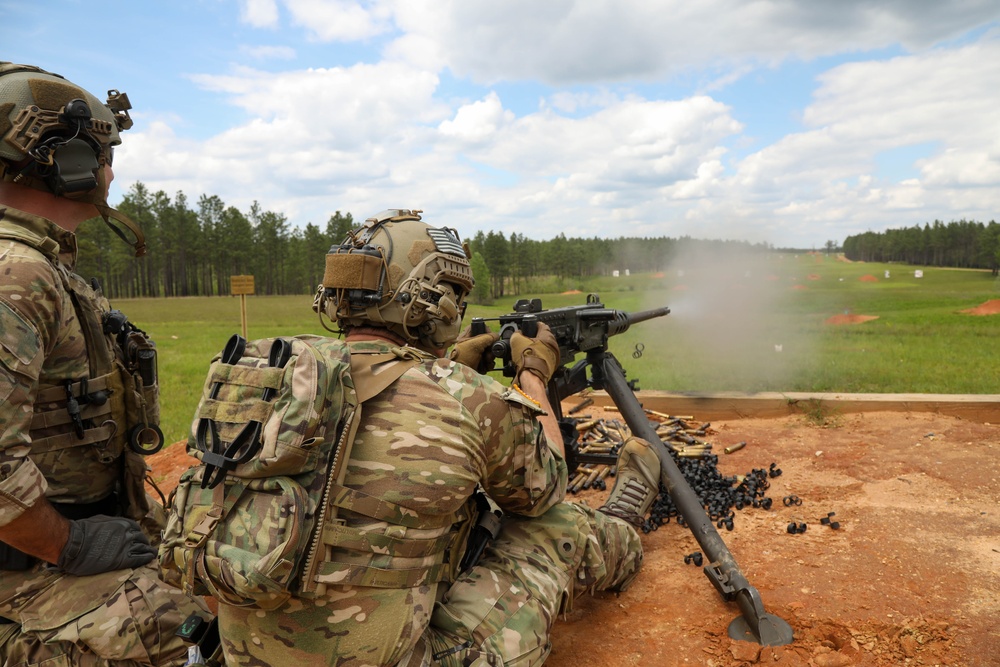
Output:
(643, 242), (820, 392)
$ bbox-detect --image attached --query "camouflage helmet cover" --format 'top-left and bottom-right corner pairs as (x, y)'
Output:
(316, 209), (475, 350)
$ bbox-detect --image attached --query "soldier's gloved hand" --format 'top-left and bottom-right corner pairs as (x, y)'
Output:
(57, 515), (156, 576)
(450, 326), (500, 374)
(511, 321), (559, 385)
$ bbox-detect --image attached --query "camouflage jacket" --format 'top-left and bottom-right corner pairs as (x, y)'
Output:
(315, 338), (568, 662)
(343, 339), (567, 519)
(0, 207), (119, 526)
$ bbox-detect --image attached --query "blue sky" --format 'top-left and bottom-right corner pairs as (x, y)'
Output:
(4, 1), (1000, 249)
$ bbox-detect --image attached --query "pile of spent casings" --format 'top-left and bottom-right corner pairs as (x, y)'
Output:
(565, 406), (780, 534)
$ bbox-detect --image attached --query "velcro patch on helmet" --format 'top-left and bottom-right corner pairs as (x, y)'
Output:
(323, 251), (382, 291)
(28, 79), (82, 113)
(387, 263), (406, 289)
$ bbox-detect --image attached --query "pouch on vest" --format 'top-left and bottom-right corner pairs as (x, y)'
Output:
(158, 334), (356, 609)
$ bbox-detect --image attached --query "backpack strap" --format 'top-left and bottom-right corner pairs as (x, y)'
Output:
(350, 346), (425, 402)
(332, 346), (425, 488)
(331, 347), (421, 495)
(300, 346), (421, 596)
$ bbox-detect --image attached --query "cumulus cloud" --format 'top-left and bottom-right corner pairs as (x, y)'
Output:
(438, 93), (514, 143)
(240, 0), (280, 28)
(119, 60), (744, 238)
(711, 36), (1000, 239)
(242, 0), (395, 41)
(108, 3), (1000, 248)
(119, 62), (456, 222)
(389, 0), (1000, 84)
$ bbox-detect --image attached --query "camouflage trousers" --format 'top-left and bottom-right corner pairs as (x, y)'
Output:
(217, 501), (643, 666)
(0, 561), (213, 666)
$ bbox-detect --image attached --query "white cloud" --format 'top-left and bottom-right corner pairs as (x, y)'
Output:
(118, 62), (454, 222)
(117, 59), (746, 239)
(104, 3), (1000, 248)
(240, 0), (280, 28)
(712, 35), (1000, 238)
(239, 45), (297, 60)
(438, 93), (514, 143)
(388, 0), (1000, 84)
(545, 89), (622, 114)
(284, 0), (393, 41)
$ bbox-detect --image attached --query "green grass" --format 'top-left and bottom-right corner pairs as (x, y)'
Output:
(116, 255), (1000, 445)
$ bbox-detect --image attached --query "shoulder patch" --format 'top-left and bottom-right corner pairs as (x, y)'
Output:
(0, 297), (41, 367)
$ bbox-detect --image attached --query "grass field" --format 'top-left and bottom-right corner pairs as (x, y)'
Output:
(115, 253), (1000, 445)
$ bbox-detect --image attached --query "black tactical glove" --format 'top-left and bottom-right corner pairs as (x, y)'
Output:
(449, 326), (500, 374)
(57, 515), (156, 576)
(510, 321), (559, 385)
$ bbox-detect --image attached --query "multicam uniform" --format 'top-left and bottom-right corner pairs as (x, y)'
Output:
(0, 206), (211, 666)
(218, 338), (644, 667)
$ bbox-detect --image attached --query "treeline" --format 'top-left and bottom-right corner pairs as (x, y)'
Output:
(843, 219), (1000, 274)
(78, 182), (780, 299)
(469, 230), (684, 301)
(78, 183), (357, 298)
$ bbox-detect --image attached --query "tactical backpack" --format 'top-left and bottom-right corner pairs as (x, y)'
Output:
(159, 334), (419, 610)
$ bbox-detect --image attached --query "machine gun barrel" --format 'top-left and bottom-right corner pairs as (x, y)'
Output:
(604, 305), (672, 337)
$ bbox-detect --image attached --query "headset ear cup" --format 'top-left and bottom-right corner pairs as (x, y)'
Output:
(47, 138), (99, 195)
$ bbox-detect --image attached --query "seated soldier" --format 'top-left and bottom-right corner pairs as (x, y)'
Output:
(215, 209), (661, 666)
(0, 62), (214, 665)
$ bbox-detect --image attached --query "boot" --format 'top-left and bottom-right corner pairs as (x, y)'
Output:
(598, 437), (661, 529)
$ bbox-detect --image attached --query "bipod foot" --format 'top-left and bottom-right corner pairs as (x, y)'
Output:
(727, 586), (794, 646)
(728, 612), (794, 646)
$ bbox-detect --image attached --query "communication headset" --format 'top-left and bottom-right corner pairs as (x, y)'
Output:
(24, 98), (103, 197)
(0, 63), (146, 255)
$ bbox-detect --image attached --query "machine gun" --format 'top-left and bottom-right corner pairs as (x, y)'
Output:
(471, 294), (669, 470)
(471, 293), (793, 647)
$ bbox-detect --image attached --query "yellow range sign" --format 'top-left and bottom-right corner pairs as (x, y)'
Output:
(230, 275), (255, 295)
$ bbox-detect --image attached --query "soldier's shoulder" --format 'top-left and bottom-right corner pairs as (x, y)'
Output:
(0, 235), (61, 285)
(0, 237), (65, 331)
(419, 358), (509, 399)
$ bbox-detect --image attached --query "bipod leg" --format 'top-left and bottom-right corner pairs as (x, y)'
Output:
(590, 349), (793, 647)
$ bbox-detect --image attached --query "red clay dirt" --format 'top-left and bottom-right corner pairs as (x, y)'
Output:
(147, 409), (1000, 667)
(858, 275), (879, 282)
(960, 299), (1000, 316)
(824, 314), (880, 325)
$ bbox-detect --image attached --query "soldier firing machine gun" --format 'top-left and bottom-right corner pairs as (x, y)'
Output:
(470, 293), (794, 647)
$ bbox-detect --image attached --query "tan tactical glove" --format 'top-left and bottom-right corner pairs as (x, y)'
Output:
(511, 321), (559, 385)
(449, 326), (500, 374)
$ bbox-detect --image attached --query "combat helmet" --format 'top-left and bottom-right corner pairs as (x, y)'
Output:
(314, 209), (475, 351)
(0, 62), (146, 255)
